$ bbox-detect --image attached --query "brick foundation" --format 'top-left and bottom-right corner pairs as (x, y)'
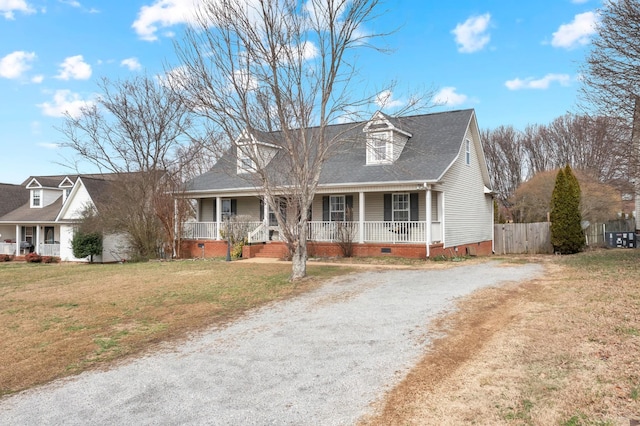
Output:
(181, 239), (493, 259)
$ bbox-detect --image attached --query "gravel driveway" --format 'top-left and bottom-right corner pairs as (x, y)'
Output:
(0, 261), (543, 425)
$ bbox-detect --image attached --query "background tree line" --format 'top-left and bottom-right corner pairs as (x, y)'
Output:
(482, 113), (635, 223)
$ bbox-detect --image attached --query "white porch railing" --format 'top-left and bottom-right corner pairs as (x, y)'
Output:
(248, 223), (269, 244)
(182, 220), (443, 244)
(0, 242), (15, 255)
(39, 243), (61, 257)
(182, 222), (218, 240)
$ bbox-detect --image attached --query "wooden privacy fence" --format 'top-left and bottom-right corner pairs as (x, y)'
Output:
(494, 219), (637, 254)
(494, 222), (553, 254)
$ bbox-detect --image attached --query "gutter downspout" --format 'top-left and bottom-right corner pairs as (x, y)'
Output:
(425, 184), (432, 258)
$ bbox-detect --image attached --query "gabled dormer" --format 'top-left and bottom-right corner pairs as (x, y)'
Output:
(26, 178), (44, 208)
(363, 111), (412, 165)
(235, 130), (280, 174)
(58, 176), (75, 203)
(25, 177), (65, 209)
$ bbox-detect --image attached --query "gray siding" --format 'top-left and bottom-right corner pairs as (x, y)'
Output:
(439, 125), (493, 248)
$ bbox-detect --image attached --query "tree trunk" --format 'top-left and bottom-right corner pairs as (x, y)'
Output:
(290, 225), (308, 281)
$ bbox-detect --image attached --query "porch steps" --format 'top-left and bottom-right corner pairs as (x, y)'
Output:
(252, 242), (288, 259)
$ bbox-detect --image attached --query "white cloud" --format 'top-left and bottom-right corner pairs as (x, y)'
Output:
(375, 90), (405, 109)
(0, 0), (36, 19)
(132, 0), (200, 42)
(299, 41), (319, 61)
(452, 13), (491, 53)
(0, 50), (36, 79)
(38, 142), (60, 149)
(59, 0), (80, 7)
(37, 89), (93, 117)
(56, 55), (92, 80)
(505, 73), (572, 90)
(121, 57), (142, 71)
(551, 11), (598, 49)
(432, 87), (468, 106)
(31, 74), (43, 83)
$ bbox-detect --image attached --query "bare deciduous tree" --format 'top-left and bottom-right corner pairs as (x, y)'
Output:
(172, 0), (397, 280)
(580, 0), (640, 121)
(580, 0), (640, 225)
(481, 126), (525, 207)
(59, 75), (208, 260)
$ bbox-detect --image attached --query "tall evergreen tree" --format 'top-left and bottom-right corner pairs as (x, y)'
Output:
(550, 165), (585, 254)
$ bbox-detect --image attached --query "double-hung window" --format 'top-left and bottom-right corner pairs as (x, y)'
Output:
(221, 199), (233, 219)
(367, 132), (391, 164)
(329, 195), (345, 222)
(31, 189), (42, 207)
(392, 193), (409, 222)
(465, 139), (471, 165)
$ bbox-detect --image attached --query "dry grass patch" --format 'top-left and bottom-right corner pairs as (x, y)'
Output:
(361, 250), (640, 425)
(0, 259), (349, 396)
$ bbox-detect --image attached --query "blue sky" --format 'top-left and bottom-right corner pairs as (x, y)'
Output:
(0, 0), (599, 184)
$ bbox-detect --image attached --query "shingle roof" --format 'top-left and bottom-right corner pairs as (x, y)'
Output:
(186, 109), (474, 192)
(1, 173), (129, 223)
(0, 196), (63, 222)
(0, 183), (29, 217)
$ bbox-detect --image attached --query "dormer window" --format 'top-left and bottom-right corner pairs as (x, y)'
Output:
(363, 111), (412, 166)
(237, 145), (256, 174)
(63, 188), (72, 203)
(31, 189), (42, 208)
(367, 131), (392, 164)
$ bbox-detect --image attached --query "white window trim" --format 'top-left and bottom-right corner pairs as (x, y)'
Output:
(237, 145), (256, 174)
(392, 193), (409, 222)
(366, 131), (392, 165)
(221, 198), (233, 219)
(465, 139), (471, 165)
(329, 195), (346, 222)
(31, 189), (42, 208)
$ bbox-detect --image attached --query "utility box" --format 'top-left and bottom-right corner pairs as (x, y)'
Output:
(605, 232), (637, 248)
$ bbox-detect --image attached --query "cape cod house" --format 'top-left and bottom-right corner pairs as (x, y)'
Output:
(180, 109), (494, 259)
(0, 174), (129, 262)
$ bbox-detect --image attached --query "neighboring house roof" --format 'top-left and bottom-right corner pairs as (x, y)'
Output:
(0, 173), (128, 224)
(186, 109), (479, 192)
(0, 183), (29, 217)
(0, 196), (63, 222)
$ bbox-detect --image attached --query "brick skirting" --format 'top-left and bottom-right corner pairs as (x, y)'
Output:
(181, 239), (493, 260)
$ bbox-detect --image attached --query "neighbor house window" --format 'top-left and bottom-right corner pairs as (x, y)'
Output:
(237, 146), (255, 173)
(63, 188), (72, 202)
(392, 193), (409, 221)
(329, 195), (345, 222)
(31, 189), (42, 207)
(465, 139), (471, 165)
(222, 199), (232, 219)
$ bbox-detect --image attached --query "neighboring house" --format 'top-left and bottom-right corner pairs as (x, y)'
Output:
(0, 174), (129, 262)
(180, 109), (494, 259)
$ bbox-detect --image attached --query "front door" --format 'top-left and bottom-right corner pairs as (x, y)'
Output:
(44, 227), (55, 244)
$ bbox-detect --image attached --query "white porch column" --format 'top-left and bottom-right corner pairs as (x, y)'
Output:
(358, 192), (365, 244)
(216, 197), (222, 240)
(426, 185), (432, 258)
(15, 225), (19, 257)
(36, 225), (41, 254)
(263, 196), (269, 226)
(173, 198), (178, 258)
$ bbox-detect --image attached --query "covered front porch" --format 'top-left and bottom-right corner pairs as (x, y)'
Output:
(0, 224), (61, 257)
(181, 186), (446, 257)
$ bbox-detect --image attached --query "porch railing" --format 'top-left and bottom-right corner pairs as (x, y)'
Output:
(0, 242), (15, 255)
(182, 222), (218, 240)
(248, 223), (269, 244)
(39, 243), (61, 257)
(182, 220), (442, 244)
